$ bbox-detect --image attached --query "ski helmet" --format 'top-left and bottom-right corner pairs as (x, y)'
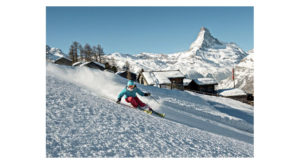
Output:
(127, 80), (134, 86)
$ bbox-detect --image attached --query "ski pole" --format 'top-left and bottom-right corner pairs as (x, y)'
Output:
(150, 95), (160, 104)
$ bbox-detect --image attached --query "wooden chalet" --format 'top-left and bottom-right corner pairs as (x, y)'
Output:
(138, 70), (185, 90)
(218, 88), (252, 104)
(80, 61), (105, 71)
(218, 88), (247, 98)
(104, 62), (118, 73)
(184, 78), (218, 94)
(54, 57), (72, 66)
(116, 71), (137, 81)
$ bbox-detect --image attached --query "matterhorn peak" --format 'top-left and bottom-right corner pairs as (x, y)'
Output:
(200, 27), (210, 33)
(189, 27), (223, 51)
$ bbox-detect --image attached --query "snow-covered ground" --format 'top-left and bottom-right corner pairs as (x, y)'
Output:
(46, 63), (253, 157)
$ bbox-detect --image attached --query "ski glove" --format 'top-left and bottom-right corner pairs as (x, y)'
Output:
(144, 93), (151, 96)
(116, 98), (121, 104)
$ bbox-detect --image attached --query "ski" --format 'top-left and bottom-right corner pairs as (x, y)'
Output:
(150, 110), (165, 118)
(101, 95), (166, 118)
(137, 107), (165, 118)
(141, 109), (165, 118)
(118, 102), (165, 118)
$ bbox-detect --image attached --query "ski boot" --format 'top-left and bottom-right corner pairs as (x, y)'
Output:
(144, 107), (153, 114)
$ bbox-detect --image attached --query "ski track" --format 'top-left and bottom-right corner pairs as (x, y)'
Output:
(46, 64), (253, 157)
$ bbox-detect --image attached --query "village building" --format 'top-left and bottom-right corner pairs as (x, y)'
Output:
(217, 88), (253, 105)
(54, 57), (72, 66)
(104, 62), (118, 73)
(116, 71), (137, 81)
(79, 61), (106, 71)
(184, 78), (218, 95)
(218, 88), (247, 98)
(72, 61), (82, 67)
(138, 70), (185, 90)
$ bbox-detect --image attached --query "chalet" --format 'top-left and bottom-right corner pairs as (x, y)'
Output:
(54, 57), (72, 66)
(72, 61), (82, 67)
(138, 70), (185, 90)
(104, 62), (118, 73)
(116, 71), (137, 81)
(218, 88), (247, 97)
(80, 61), (105, 71)
(184, 78), (218, 94)
(218, 88), (251, 103)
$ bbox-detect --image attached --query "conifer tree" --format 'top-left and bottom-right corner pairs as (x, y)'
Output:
(92, 46), (97, 62)
(96, 44), (104, 63)
(72, 41), (79, 62)
(111, 57), (118, 73)
(79, 44), (84, 61)
(68, 45), (75, 63)
(124, 61), (132, 80)
(84, 44), (92, 62)
(124, 61), (130, 71)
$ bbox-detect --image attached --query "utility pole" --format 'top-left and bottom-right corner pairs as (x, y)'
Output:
(232, 67), (235, 88)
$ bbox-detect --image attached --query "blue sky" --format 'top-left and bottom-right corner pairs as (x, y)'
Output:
(46, 7), (253, 55)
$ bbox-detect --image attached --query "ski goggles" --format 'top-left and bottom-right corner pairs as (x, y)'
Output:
(128, 85), (135, 89)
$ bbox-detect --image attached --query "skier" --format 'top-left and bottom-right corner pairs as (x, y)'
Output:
(116, 80), (152, 111)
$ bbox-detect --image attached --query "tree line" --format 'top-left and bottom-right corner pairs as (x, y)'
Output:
(67, 41), (132, 74)
(68, 41), (105, 64)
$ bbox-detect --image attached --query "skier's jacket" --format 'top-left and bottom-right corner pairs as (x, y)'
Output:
(117, 82), (146, 100)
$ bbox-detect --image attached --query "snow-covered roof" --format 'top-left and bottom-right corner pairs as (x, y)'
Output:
(72, 61), (82, 67)
(194, 78), (218, 86)
(80, 61), (105, 68)
(183, 79), (192, 86)
(55, 56), (72, 62)
(184, 78), (218, 86)
(218, 88), (247, 97)
(142, 70), (185, 85)
(116, 71), (136, 75)
(116, 71), (126, 75)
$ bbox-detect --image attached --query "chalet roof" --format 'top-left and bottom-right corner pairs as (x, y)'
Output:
(184, 78), (218, 86)
(183, 79), (192, 86)
(80, 61), (105, 68)
(72, 61), (82, 67)
(142, 70), (185, 85)
(55, 56), (72, 62)
(193, 78), (218, 86)
(218, 88), (247, 97)
(116, 71), (126, 74)
(116, 71), (136, 75)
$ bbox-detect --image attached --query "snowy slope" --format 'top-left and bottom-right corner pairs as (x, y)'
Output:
(46, 63), (253, 157)
(217, 49), (254, 94)
(105, 27), (248, 81)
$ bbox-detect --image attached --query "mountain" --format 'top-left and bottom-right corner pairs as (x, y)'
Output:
(46, 63), (253, 157)
(105, 27), (248, 81)
(189, 27), (223, 50)
(46, 45), (68, 62)
(217, 49), (254, 94)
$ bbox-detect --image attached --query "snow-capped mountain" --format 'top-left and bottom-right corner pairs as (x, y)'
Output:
(189, 27), (223, 51)
(105, 27), (248, 81)
(217, 49), (254, 94)
(46, 45), (68, 62)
